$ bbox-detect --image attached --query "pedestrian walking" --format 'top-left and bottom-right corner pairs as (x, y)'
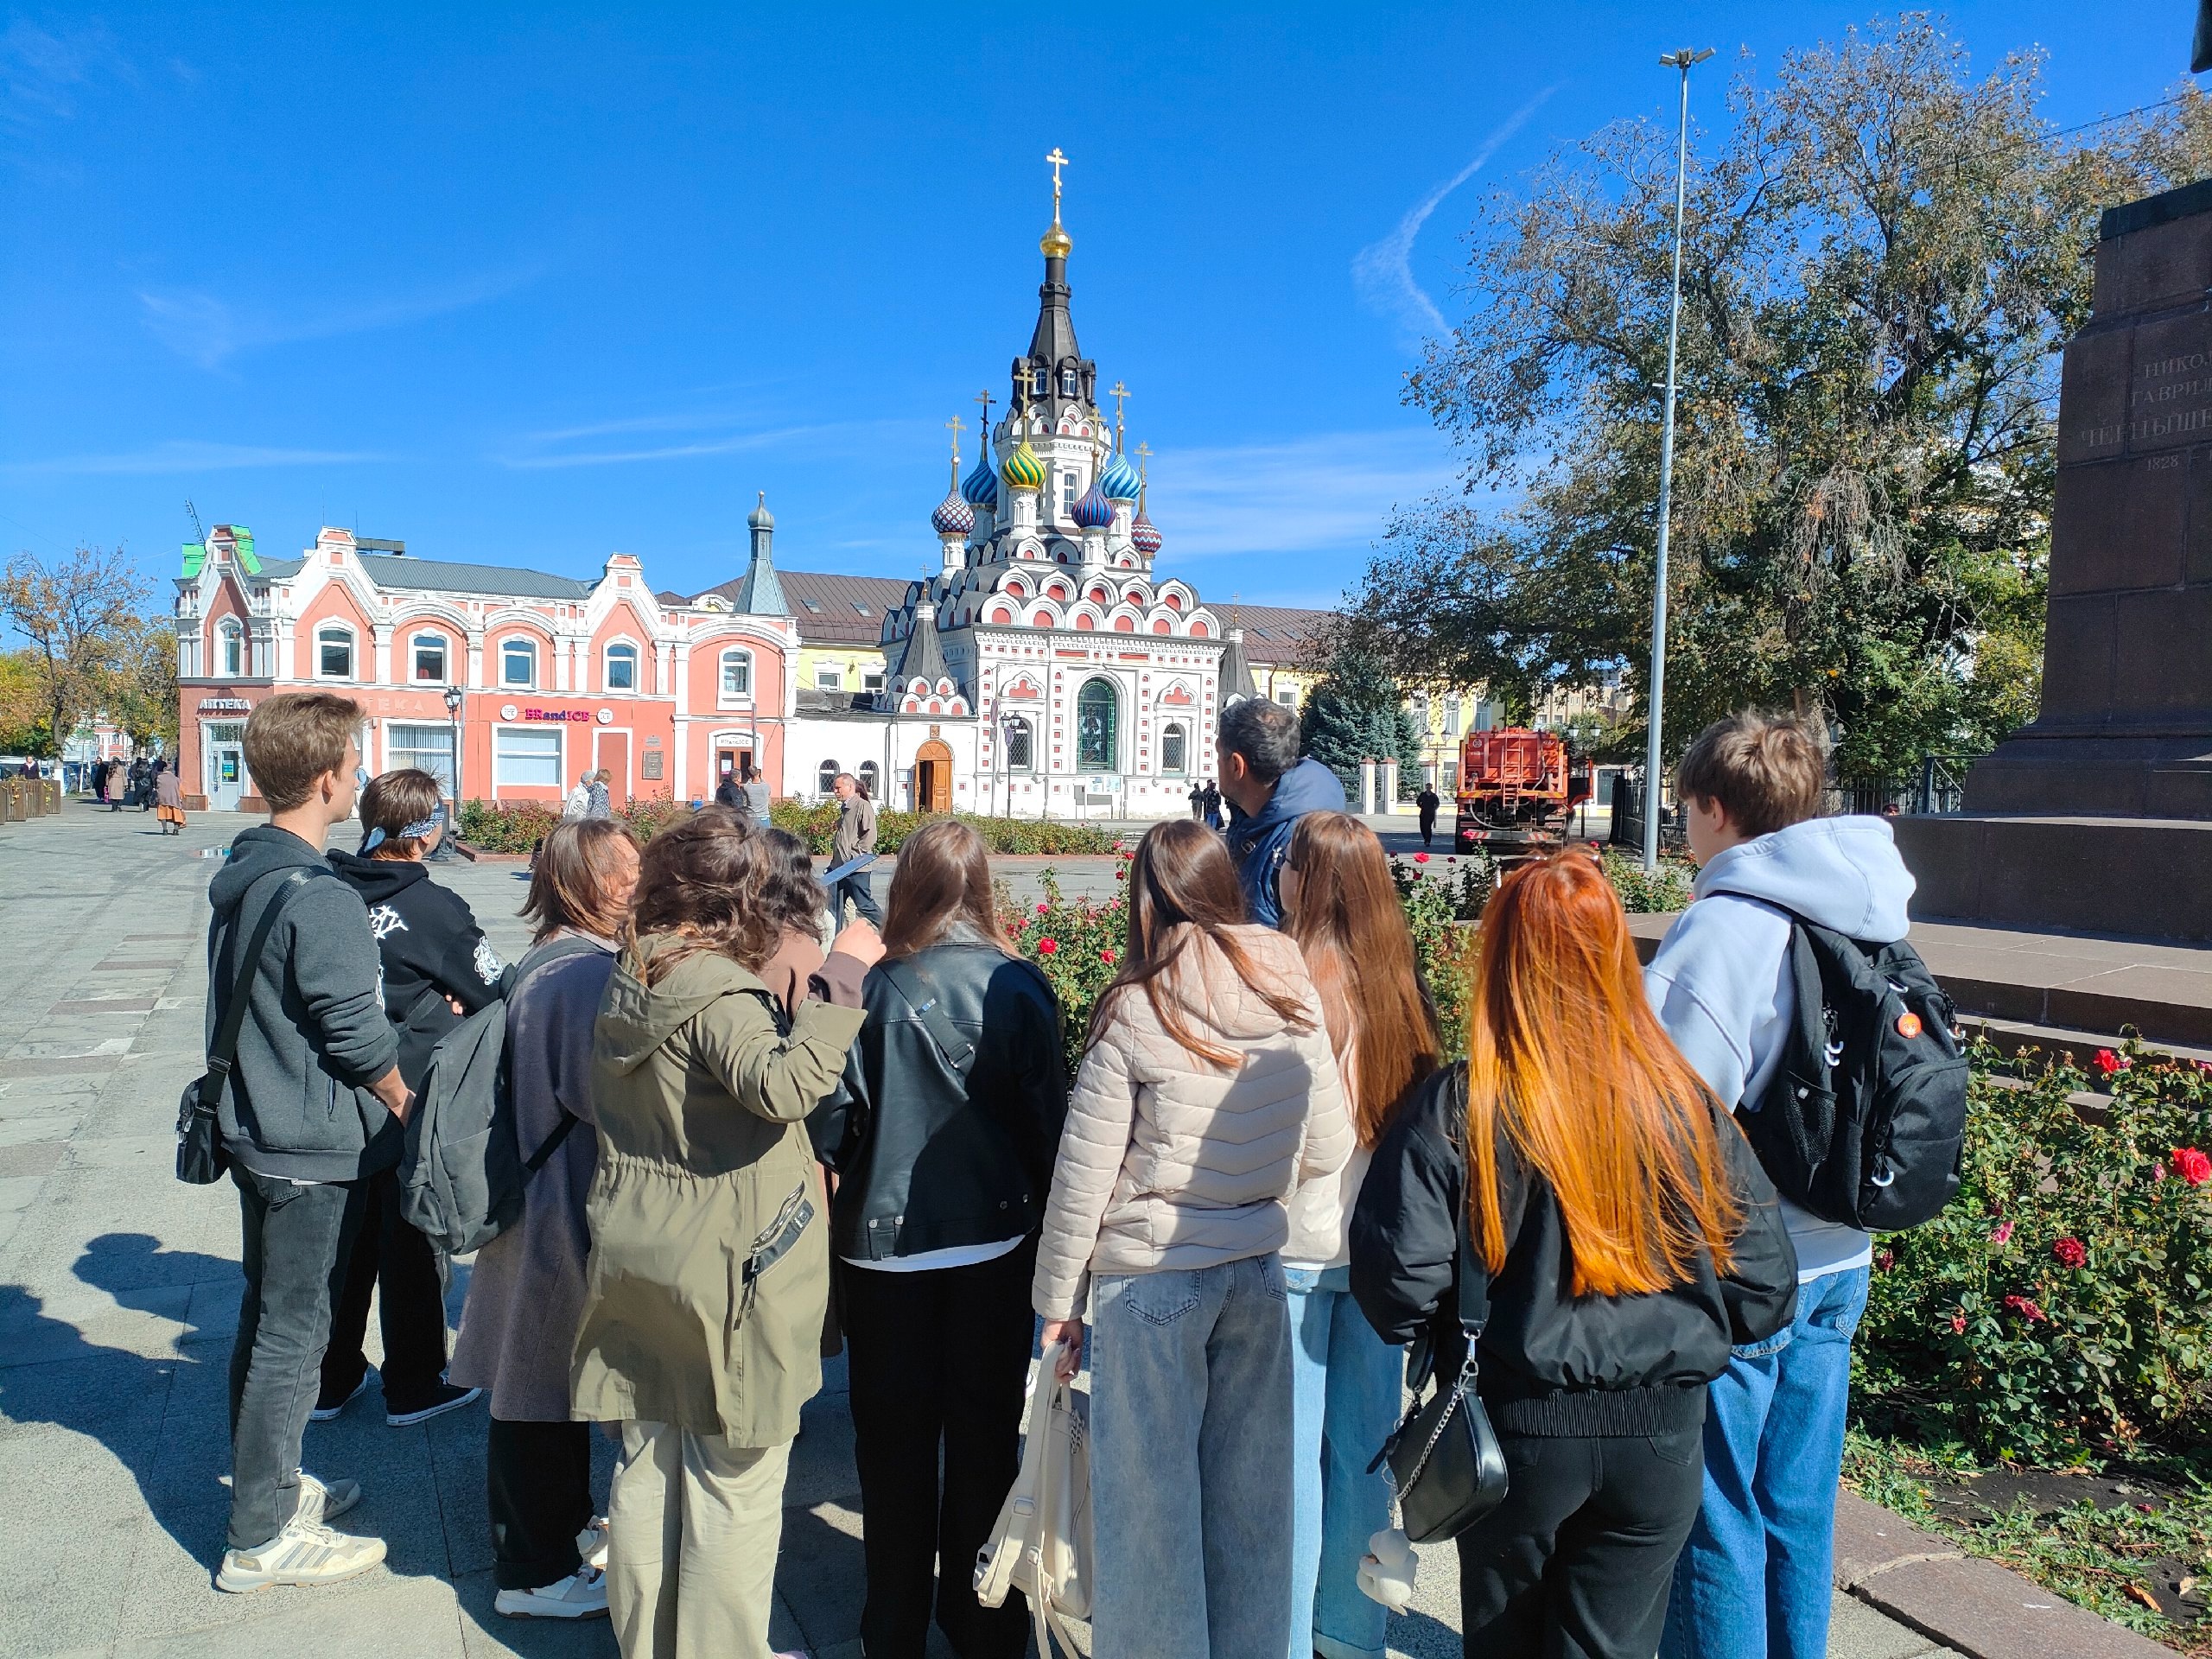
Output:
(829, 770), (883, 927)
(1218, 701), (1346, 926)
(572, 809), (882, 1659)
(451, 817), (643, 1621)
(92, 757), (109, 806)
(585, 769), (613, 820)
(816, 820), (1067, 1659)
(1415, 785), (1440, 850)
(1279, 811), (1440, 1659)
(205, 693), (412, 1592)
(316, 769), (508, 1429)
(714, 769), (747, 816)
(155, 762), (188, 835)
(1350, 850), (1798, 1659)
(741, 765), (772, 823)
(1650, 714), (1916, 1659)
(1202, 779), (1223, 832)
(133, 755), (153, 810)
(106, 756), (126, 810)
(1033, 817), (1352, 1659)
(1189, 780), (1205, 820)
(563, 770), (594, 821)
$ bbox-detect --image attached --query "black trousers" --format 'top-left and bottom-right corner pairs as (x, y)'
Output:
(1421, 813), (1438, 847)
(1455, 1426), (1706, 1659)
(319, 1165), (450, 1413)
(486, 1418), (596, 1590)
(841, 1242), (1038, 1659)
(229, 1167), (365, 1548)
(835, 868), (884, 927)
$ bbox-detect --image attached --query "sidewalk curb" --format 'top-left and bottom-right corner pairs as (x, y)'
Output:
(1834, 1492), (2171, 1658)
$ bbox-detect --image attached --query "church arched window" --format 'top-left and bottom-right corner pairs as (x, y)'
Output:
(1032, 365), (1047, 397)
(1076, 678), (1117, 773)
(817, 760), (840, 797)
(1061, 368), (1077, 397)
(1002, 715), (1033, 772)
(1161, 722), (1187, 776)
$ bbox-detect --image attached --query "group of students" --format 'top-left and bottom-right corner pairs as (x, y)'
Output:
(200, 688), (1911, 1659)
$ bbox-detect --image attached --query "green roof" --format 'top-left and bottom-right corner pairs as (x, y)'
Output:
(181, 543), (206, 579)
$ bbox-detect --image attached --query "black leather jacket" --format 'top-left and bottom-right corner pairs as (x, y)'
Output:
(812, 939), (1067, 1263)
(1351, 1063), (1799, 1437)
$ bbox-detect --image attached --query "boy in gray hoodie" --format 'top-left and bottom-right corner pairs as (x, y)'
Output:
(206, 693), (410, 1594)
(1647, 713), (1916, 1659)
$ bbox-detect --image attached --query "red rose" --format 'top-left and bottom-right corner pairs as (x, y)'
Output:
(1989, 1220), (2015, 1245)
(1115, 867), (1126, 880)
(1038, 938), (1058, 956)
(1414, 853), (1430, 864)
(2002, 1293), (2048, 1323)
(1949, 1312), (1967, 1335)
(1100, 949), (1116, 964)
(1035, 903), (1050, 914)
(2052, 1236), (2088, 1269)
(2093, 1048), (2128, 1077)
(1875, 1249), (1896, 1273)
(2174, 1147), (2212, 1186)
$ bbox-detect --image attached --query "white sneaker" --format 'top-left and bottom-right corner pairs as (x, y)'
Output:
(295, 1471), (360, 1525)
(577, 1516), (609, 1570)
(215, 1517), (386, 1593)
(308, 1370), (375, 1422)
(494, 1566), (608, 1619)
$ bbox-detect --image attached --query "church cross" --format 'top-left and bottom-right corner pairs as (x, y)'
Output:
(1135, 440), (1153, 480)
(945, 413), (965, 461)
(1046, 148), (1070, 218)
(1109, 381), (1128, 448)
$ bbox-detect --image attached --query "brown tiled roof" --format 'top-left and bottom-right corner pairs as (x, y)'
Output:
(1228, 603), (1332, 667)
(687, 568), (910, 645)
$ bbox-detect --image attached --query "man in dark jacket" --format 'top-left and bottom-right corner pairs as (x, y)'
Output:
(1217, 699), (1346, 927)
(713, 769), (748, 817)
(1416, 784), (1441, 849)
(206, 693), (410, 1593)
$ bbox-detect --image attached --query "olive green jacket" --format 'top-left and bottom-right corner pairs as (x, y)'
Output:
(571, 936), (867, 1446)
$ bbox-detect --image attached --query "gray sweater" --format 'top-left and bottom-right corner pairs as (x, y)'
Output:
(207, 825), (402, 1181)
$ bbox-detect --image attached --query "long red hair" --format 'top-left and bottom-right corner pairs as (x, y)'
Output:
(1466, 849), (1742, 1298)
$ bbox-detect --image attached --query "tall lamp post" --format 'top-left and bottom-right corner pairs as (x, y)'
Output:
(443, 683), (464, 836)
(1643, 44), (1714, 872)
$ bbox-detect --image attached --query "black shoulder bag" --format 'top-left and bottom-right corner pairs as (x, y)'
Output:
(877, 956), (978, 1078)
(1372, 1217), (1510, 1543)
(177, 868), (315, 1185)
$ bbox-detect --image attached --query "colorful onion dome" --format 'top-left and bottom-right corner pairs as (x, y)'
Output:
(961, 448), (1000, 509)
(1071, 479), (1115, 530)
(1096, 449), (1141, 502)
(931, 491), (974, 536)
(1129, 511), (1162, 556)
(1001, 438), (1047, 493)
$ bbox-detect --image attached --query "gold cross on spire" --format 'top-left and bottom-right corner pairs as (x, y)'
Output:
(1046, 147), (1069, 214)
(1109, 381), (1128, 449)
(945, 413), (965, 461)
(1135, 440), (1153, 480)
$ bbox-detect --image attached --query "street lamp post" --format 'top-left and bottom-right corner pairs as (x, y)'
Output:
(443, 683), (464, 834)
(1643, 44), (1714, 873)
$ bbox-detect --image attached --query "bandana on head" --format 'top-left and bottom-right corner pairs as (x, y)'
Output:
(362, 813), (443, 855)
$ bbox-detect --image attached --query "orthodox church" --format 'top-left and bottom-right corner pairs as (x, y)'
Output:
(777, 152), (1261, 820)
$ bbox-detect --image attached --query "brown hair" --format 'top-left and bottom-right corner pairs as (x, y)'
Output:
(881, 819), (1013, 958)
(243, 692), (359, 811)
(1675, 711), (1826, 839)
(1466, 850), (1742, 1297)
(356, 768), (446, 860)
(1283, 811), (1439, 1147)
(1089, 817), (1313, 1066)
(521, 818), (639, 943)
(626, 807), (778, 982)
(755, 826), (828, 940)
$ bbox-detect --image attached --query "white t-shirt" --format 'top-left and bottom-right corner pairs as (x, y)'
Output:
(842, 1236), (1026, 1274)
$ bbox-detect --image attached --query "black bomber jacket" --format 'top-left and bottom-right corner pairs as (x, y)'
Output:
(1350, 1062), (1800, 1436)
(811, 938), (1067, 1263)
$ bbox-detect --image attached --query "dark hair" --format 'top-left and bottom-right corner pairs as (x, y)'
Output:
(881, 819), (1012, 958)
(521, 818), (639, 943)
(1090, 817), (1313, 1065)
(1284, 811), (1439, 1147)
(243, 692), (360, 810)
(1675, 710), (1826, 839)
(357, 768), (446, 859)
(1217, 698), (1301, 785)
(626, 807), (779, 982)
(755, 826), (827, 940)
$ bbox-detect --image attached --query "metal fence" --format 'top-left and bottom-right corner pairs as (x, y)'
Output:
(1836, 755), (1974, 817)
(1608, 772), (1687, 851)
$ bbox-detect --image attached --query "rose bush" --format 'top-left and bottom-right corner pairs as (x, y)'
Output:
(454, 798), (1122, 856)
(1854, 1041), (2212, 1462)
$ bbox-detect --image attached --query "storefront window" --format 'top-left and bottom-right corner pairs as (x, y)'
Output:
(388, 723), (455, 795)
(493, 726), (561, 787)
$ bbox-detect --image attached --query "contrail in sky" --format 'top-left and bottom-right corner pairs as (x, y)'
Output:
(1353, 86), (1559, 341)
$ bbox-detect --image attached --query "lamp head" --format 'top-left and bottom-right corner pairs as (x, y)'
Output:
(443, 684), (463, 714)
(1659, 47), (1716, 67)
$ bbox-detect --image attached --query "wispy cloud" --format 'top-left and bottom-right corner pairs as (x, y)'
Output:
(1352, 88), (1556, 344)
(503, 414), (913, 470)
(1, 18), (134, 125)
(7, 440), (381, 477)
(1146, 433), (1455, 563)
(137, 265), (544, 369)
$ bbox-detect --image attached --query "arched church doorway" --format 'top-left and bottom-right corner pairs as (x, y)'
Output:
(914, 739), (954, 815)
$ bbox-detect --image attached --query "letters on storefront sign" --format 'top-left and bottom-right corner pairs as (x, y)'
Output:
(521, 708), (592, 722)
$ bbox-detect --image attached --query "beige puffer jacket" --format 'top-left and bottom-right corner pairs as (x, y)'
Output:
(1031, 924), (1353, 1322)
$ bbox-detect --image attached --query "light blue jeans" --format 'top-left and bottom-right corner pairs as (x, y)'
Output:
(1661, 1265), (1872, 1659)
(1284, 1264), (1402, 1659)
(1090, 1253), (1294, 1659)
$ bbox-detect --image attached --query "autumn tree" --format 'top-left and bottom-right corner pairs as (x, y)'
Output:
(0, 545), (155, 754)
(1343, 16), (2212, 773)
(101, 616), (181, 753)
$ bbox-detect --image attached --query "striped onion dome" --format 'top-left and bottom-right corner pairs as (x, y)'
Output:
(931, 491), (974, 535)
(1096, 448), (1141, 502)
(1129, 511), (1163, 556)
(1071, 479), (1115, 530)
(961, 448), (1000, 508)
(1001, 437), (1047, 493)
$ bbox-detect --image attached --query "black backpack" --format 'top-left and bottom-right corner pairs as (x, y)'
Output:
(1740, 918), (1969, 1232)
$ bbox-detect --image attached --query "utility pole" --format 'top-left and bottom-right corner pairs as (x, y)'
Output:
(1643, 45), (1713, 872)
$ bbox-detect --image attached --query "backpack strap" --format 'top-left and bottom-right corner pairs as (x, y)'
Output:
(878, 955), (977, 1078)
(200, 868), (317, 1109)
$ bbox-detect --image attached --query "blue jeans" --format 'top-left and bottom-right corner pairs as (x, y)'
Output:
(1090, 1254), (1294, 1659)
(1661, 1265), (1871, 1659)
(1284, 1265), (1402, 1659)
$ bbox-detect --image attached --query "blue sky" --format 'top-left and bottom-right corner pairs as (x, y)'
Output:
(0, 3), (2197, 613)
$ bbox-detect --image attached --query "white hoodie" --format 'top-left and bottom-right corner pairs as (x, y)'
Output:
(1643, 816), (1917, 1282)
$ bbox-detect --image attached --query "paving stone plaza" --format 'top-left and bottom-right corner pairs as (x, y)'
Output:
(0, 807), (1956, 1659)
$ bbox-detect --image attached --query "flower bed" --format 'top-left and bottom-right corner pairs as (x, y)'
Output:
(453, 798), (1122, 857)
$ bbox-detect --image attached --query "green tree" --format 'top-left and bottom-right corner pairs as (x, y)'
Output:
(0, 545), (150, 756)
(1343, 18), (2212, 774)
(101, 616), (180, 754)
(1299, 650), (1424, 798)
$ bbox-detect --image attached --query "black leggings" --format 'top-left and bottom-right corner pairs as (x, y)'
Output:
(487, 1419), (596, 1590)
(1455, 1426), (1706, 1659)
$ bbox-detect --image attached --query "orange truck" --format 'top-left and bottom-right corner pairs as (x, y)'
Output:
(1453, 728), (1593, 849)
